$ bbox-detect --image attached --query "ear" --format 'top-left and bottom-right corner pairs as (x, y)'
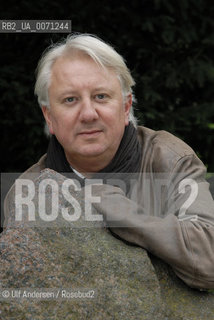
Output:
(124, 93), (132, 126)
(41, 106), (54, 135)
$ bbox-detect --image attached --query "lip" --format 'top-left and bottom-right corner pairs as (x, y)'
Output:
(78, 130), (103, 137)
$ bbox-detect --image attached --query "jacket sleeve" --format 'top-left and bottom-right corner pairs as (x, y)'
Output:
(90, 154), (214, 290)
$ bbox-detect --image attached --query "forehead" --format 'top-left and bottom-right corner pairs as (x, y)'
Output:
(49, 54), (121, 89)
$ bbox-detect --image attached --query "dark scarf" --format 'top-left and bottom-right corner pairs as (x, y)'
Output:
(45, 123), (142, 193)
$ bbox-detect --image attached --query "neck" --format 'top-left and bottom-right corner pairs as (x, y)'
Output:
(65, 153), (114, 175)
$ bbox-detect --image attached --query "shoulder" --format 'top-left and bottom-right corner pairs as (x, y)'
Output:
(23, 153), (47, 174)
(137, 126), (202, 172)
(3, 154), (47, 223)
(137, 126), (194, 156)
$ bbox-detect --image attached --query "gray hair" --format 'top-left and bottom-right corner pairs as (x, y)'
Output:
(34, 33), (137, 127)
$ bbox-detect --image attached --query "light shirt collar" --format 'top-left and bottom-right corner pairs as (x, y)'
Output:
(71, 166), (86, 179)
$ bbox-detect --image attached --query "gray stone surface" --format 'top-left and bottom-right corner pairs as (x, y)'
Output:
(0, 169), (214, 320)
(150, 255), (214, 320)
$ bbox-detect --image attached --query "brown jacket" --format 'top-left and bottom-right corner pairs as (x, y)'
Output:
(4, 126), (214, 289)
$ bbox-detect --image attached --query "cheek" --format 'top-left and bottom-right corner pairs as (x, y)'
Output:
(51, 111), (71, 127)
(54, 115), (77, 141)
(103, 103), (125, 120)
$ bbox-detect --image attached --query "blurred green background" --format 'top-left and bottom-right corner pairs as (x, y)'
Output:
(1, 0), (214, 172)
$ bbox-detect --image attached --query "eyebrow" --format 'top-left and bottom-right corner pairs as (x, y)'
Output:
(59, 90), (77, 96)
(93, 87), (115, 94)
(59, 87), (116, 97)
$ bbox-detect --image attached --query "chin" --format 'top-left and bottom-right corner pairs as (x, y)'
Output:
(79, 145), (107, 157)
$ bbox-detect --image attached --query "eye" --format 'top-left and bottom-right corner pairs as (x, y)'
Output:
(65, 97), (76, 103)
(95, 94), (108, 100)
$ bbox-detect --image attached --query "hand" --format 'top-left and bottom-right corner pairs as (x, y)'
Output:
(83, 183), (139, 227)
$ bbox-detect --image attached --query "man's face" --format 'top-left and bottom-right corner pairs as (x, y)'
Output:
(42, 54), (132, 172)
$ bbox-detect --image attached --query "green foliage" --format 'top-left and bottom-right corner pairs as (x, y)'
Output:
(0, 0), (214, 171)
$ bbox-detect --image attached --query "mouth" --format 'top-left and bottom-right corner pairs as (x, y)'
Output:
(78, 130), (103, 137)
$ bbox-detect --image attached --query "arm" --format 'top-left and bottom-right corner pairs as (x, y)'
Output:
(90, 155), (214, 290)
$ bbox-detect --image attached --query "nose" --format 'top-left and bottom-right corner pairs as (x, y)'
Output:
(79, 98), (99, 122)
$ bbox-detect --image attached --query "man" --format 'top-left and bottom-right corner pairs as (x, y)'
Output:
(4, 33), (214, 290)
